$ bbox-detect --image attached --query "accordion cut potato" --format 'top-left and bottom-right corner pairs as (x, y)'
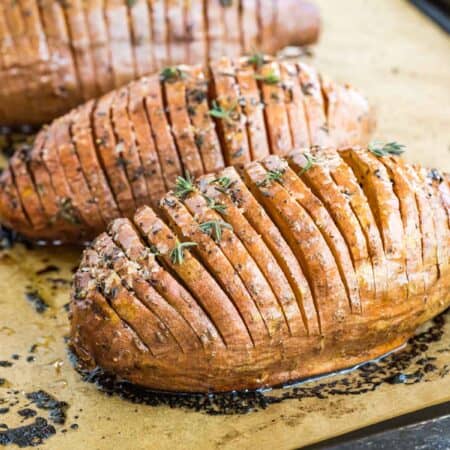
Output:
(0, 0), (319, 125)
(70, 147), (450, 393)
(0, 57), (373, 244)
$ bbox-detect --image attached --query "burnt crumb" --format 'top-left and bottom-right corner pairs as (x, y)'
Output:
(25, 290), (49, 314)
(0, 417), (56, 447)
(0, 226), (34, 250)
(26, 391), (68, 425)
(35, 265), (60, 276)
(73, 309), (449, 415)
(18, 409), (37, 420)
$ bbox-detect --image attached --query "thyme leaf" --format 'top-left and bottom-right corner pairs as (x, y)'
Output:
(298, 153), (316, 175)
(199, 220), (232, 243)
(368, 141), (405, 157)
(257, 169), (285, 187)
(160, 66), (186, 82)
(204, 195), (227, 214)
(170, 241), (197, 265)
(208, 100), (237, 123)
(254, 70), (280, 85)
(247, 52), (266, 69)
(174, 172), (195, 199)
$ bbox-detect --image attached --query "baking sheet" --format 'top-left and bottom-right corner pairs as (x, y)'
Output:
(0, 0), (449, 448)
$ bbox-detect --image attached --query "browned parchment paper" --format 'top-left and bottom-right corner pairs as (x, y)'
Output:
(0, 0), (449, 449)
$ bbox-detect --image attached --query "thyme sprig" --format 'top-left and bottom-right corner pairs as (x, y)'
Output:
(257, 169), (285, 187)
(212, 176), (232, 190)
(160, 66), (186, 82)
(298, 153), (316, 175)
(174, 172), (195, 199)
(368, 141), (405, 157)
(204, 195), (227, 214)
(254, 69), (280, 85)
(209, 100), (238, 123)
(199, 220), (233, 243)
(170, 240), (197, 265)
(247, 52), (266, 69)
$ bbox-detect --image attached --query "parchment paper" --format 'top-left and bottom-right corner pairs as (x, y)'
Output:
(0, 0), (449, 449)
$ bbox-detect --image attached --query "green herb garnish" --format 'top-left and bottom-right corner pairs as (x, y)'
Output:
(298, 153), (316, 175)
(199, 220), (232, 243)
(247, 52), (266, 69)
(254, 70), (280, 85)
(257, 169), (285, 187)
(368, 141), (405, 157)
(170, 241), (198, 265)
(208, 100), (237, 123)
(204, 195), (227, 214)
(174, 172), (195, 199)
(160, 66), (186, 82)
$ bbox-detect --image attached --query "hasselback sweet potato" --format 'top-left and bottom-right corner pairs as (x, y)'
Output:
(70, 147), (450, 392)
(0, 57), (373, 243)
(0, 0), (320, 125)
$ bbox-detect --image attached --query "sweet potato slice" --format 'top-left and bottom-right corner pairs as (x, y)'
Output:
(104, 0), (135, 88)
(9, 147), (47, 231)
(166, 0), (187, 64)
(183, 65), (225, 174)
(235, 57), (271, 161)
(162, 69), (205, 178)
(92, 90), (136, 218)
(400, 163), (439, 291)
(71, 99), (120, 225)
(209, 57), (251, 168)
(111, 86), (149, 208)
(127, 79), (167, 205)
(321, 75), (372, 148)
(243, 161), (350, 333)
(150, 0), (169, 68)
(221, 0), (241, 58)
(240, 0), (259, 53)
(85, 0), (115, 94)
(263, 155), (362, 314)
(159, 193), (269, 345)
(221, 166), (320, 335)
(199, 173), (307, 337)
(71, 266), (151, 373)
(205, 0), (225, 61)
(297, 62), (332, 147)
(127, 0), (154, 78)
(279, 62), (310, 149)
(0, 170), (31, 233)
(62, 0), (98, 100)
(340, 149), (408, 304)
(415, 166), (449, 285)
(256, 60), (292, 155)
(38, 0), (80, 113)
(181, 190), (289, 342)
(184, 0), (207, 65)
(288, 149), (376, 309)
(378, 156), (425, 297)
(108, 217), (221, 350)
(83, 246), (179, 356)
(143, 73), (183, 189)
(53, 112), (103, 233)
(133, 205), (253, 348)
(93, 232), (199, 352)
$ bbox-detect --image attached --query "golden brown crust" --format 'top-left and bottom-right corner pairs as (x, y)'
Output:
(70, 148), (450, 392)
(0, 58), (372, 242)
